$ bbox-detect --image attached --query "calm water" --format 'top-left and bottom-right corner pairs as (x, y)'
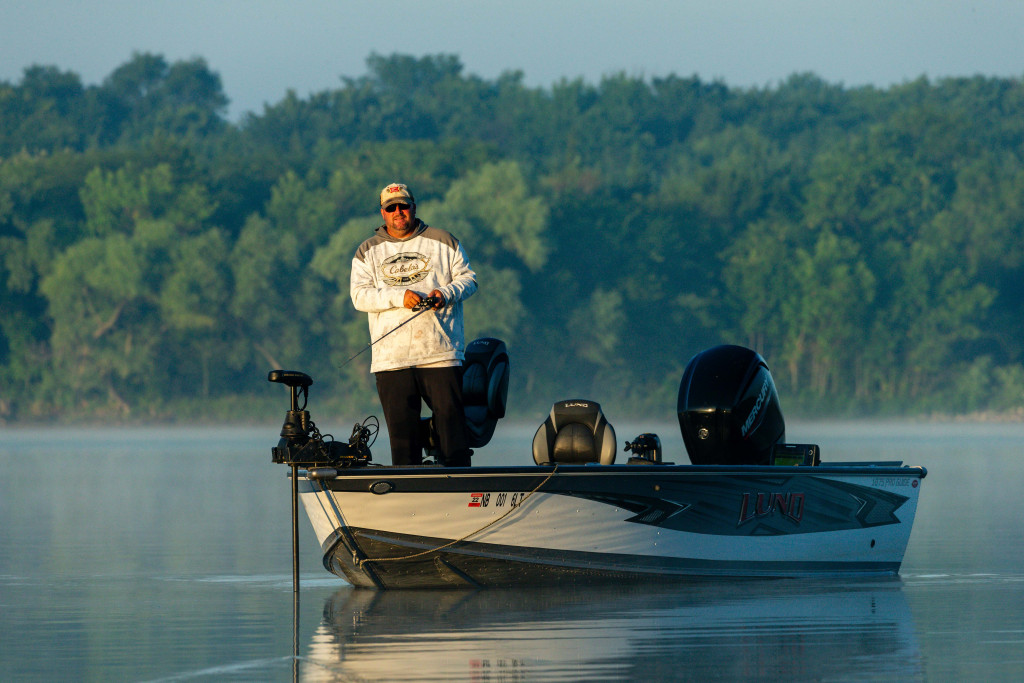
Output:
(2, 420), (1024, 681)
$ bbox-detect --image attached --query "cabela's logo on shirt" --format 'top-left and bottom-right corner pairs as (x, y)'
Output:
(381, 252), (431, 286)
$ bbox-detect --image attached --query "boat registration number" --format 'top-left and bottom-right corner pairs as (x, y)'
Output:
(468, 492), (526, 508)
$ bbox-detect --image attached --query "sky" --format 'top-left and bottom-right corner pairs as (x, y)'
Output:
(3, 0), (1024, 121)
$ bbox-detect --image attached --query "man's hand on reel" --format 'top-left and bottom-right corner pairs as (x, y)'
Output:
(404, 290), (446, 311)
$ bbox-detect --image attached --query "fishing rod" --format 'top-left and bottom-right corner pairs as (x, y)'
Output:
(339, 296), (440, 368)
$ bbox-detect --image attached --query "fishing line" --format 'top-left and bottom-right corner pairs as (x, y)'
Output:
(339, 296), (440, 368)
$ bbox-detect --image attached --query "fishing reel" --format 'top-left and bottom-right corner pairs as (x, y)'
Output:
(624, 433), (664, 464)
(268, 369), (374, 467)
(412, 295), (441, 311)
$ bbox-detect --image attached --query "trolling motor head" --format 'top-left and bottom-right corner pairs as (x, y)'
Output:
(268, 370), (313, 443)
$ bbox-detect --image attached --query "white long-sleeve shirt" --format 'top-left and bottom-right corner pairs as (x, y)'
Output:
(350, 221), (477, 373)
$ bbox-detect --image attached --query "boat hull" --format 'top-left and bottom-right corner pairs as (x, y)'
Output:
(298, 464), (925, 589)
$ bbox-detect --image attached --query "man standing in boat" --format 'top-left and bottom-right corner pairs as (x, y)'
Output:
(350, 183), (478, 467)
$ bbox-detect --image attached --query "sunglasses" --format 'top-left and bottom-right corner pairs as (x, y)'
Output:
(384, 203), (410, 213)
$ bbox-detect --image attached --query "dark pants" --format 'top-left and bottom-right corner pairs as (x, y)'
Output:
(375, 366), (471, 466)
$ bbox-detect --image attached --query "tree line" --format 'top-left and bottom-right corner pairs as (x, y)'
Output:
(3, 52), (1024, 425)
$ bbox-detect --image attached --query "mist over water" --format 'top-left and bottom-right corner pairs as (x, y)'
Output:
(2, 421), (1023, 680)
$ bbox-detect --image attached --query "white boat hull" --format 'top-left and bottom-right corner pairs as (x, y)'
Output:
(296, 463), (925, 588)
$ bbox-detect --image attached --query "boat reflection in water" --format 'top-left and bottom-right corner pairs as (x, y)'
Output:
(300, 579), (922, 681)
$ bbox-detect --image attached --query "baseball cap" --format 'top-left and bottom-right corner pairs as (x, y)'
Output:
(379, 183), (415, 209)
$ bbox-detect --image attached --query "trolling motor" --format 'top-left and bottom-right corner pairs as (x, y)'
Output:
(268, 369), (378, 594)
(268, 369), (376, 467)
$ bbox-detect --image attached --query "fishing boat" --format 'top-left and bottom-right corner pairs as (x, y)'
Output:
(268, 342), (926, 589)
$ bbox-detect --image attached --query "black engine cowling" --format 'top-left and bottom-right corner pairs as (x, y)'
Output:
(677, 345), (785, 466)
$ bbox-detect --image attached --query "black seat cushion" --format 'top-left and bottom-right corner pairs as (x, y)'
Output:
(532, 399), (616, 465)
(552, 423), (597, 463)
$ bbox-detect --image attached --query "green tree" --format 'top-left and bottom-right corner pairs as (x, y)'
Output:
(781, 229), (876, 403)
(101, 52), (228, 142)
(38, 163), (220, 415)
(0, 65), (88, 153)
(157, 228), (233, 398)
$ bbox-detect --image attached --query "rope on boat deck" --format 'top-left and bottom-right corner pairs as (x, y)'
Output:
(356, 464), (560, 568)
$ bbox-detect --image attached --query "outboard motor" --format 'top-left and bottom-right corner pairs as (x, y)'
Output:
(423, 337), (510, 461)
(677, 345), (785, 466)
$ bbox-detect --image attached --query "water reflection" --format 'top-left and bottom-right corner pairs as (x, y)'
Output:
(301, 580), (922, 682)
(9, 423), (1022, 679)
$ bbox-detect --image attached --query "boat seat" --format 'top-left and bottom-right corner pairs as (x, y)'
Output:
(461, 338), (510, 448)
(421, 337), (510, 459)
(532, 399), (617, 465)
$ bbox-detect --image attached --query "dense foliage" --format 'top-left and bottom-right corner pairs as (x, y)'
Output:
(3, 52), (1024, 424)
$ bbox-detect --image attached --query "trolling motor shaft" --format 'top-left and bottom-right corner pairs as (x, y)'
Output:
(266, 369), (315, 595)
